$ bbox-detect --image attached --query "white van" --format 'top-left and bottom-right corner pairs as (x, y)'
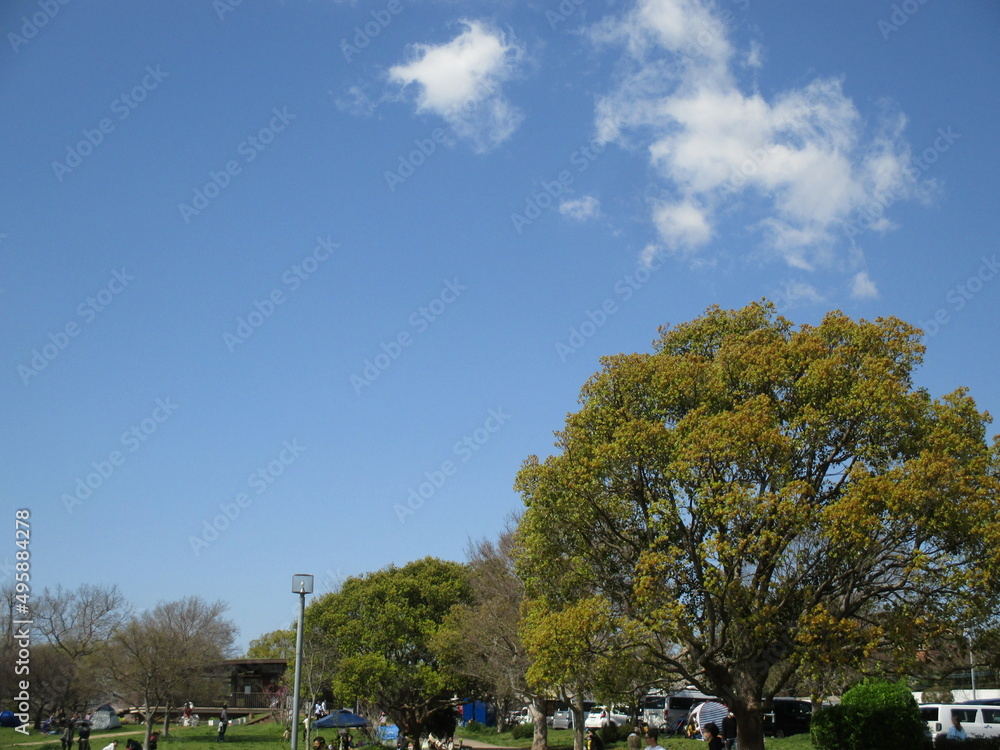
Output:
(641, 688), (714, 732)
(920, 704), (1000, 740)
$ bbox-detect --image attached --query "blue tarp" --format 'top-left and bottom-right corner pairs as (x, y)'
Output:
(314, 710), (370, 729)
(0, 710), (21, 728)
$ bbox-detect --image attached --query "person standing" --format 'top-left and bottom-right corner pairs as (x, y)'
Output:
(217, 706), (229, 742)
(702, 722), (724, 750)
(643, 727), (665, 750)
(77, 722), (91, 750)
(627, 726), (642, 750)
(947, 715), (967, 741)
(721, 709), (737, 750)
(61, 718), (76, 750)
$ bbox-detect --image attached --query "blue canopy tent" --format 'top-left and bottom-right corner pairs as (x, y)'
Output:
(314, 710), (370, 729)
(0, 710), (21, 728)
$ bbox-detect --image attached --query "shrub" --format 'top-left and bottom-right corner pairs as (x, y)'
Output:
(511, 723), (533, 740)
(936, 739), (1000, 750)
(465, 721), (483, 733)
(811, 678), (927, 750)
(598, 725), (620, 744)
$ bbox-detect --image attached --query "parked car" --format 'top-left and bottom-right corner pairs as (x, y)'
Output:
(552, 702), (596, 730)
(920, 704), (1000, 740)
(584, 705), (630, 729)
(507, 706), (531, 726)
(762, 698), (812, 738)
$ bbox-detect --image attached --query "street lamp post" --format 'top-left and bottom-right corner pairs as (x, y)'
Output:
(291, 574), (314, 750)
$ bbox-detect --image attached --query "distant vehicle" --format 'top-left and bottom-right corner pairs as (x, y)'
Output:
(920, 704), (1000, 740)
(507, 707), (531, 726)
(584, 705), (630, 729)
(762, 698), (812, 738)
(552, 702), (596, 730)
(653, 688), (715, 732)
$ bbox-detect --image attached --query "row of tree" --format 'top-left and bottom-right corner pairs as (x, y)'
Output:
(249, 302), (1000, 750)
(0, 585), (236, 749)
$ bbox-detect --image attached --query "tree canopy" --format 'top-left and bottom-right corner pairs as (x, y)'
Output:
(514, 301), (1000, 750)
(105, 597), (236, 749)
(310, 557), (473, 740)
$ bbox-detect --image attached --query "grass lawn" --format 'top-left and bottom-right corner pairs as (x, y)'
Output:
(454, 725), (814, 750)
(0, 719), (293, 750)
(4, 723), (815, 750)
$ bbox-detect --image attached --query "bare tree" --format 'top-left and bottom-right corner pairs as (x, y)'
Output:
(105, 597), (236, 750)
(35, 584), (131, 660)
(1, 584), (131, 725)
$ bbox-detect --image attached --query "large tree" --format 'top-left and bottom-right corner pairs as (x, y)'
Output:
(311, 557), (473, 742)
(105, 597), (236, 749)
(431, 521), (552, 750)
(514, 301), (1000, 750)
(1, 584), (131, 726)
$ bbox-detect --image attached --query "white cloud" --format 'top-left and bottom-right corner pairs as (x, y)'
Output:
(653, 198), (712, 252)
(595, 0), (919, 273)
(389, 21), (524, 152)
(559, 196), (601, 221)
(851, 270), (879, 299)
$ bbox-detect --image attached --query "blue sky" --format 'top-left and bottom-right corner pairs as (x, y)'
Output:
(2, 0), (998, 651)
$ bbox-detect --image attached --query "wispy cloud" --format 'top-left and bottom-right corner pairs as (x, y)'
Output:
(851, 270), (879, 299)
(559, 195), (601, 221)
(594, 0), (919, 273)
(389, 20), (525, 153)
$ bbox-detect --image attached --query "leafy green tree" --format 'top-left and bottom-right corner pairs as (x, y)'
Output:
(247, 628), (295, 659)
(311, 557), (473, 742)
(515, 301), (1000, 750)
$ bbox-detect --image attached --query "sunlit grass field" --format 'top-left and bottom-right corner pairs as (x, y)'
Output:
(3, 721), (814, 750)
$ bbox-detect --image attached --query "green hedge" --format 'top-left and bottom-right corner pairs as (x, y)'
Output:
(511, 723), (533, 740)
(811, 678), (928, 750)
(935, 739), (1000, 750)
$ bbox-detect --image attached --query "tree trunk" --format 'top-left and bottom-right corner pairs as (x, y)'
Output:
(733, 708), (765, 750)
(162, 705), (172, 737)
(571, 695), (584, 750)
(720, 669), (767, 750)
(530, 695), (548, 750)
(145, 710), (157, 750)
